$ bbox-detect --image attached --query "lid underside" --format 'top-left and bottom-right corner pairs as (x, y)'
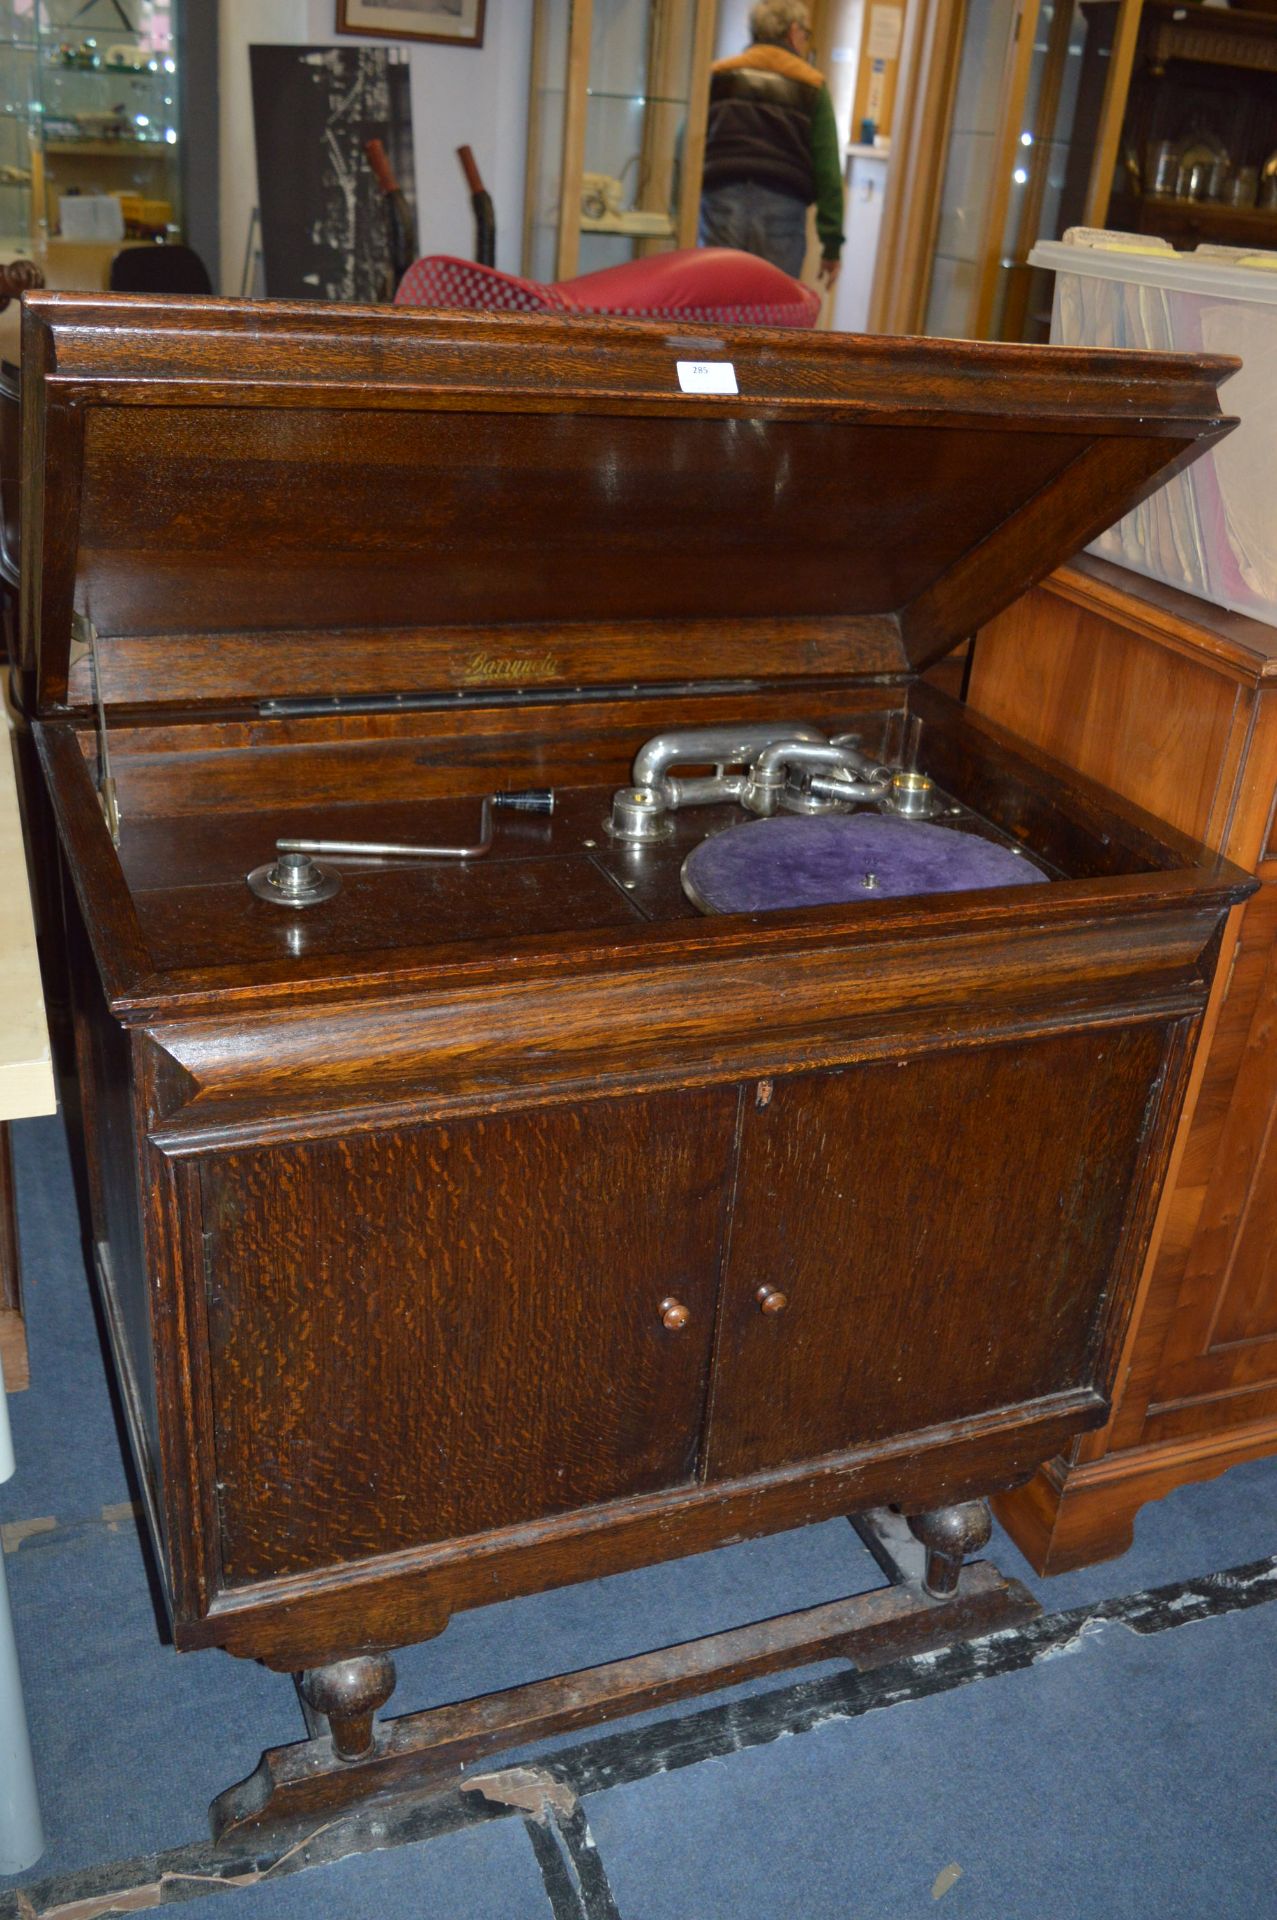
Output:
(19, 295), (1238, 714)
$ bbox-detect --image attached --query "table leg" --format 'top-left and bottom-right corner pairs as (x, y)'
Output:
(0, 1347), (43, 1873)
(0, 1126), (27, 1393)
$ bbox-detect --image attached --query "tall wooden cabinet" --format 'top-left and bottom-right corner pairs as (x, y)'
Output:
(1064, 2), (1277, 254)
(971, 554), (1277, 1572)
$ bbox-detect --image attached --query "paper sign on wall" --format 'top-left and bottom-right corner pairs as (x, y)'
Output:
(866, 5), (903, 60)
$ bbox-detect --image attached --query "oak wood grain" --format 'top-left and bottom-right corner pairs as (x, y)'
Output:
(978, 561), (1277, 1571)
(28, 300), (1251, 1772)
(706, 1027), (1171, 1480)
(186, 1391), (1099, 1668)
(19, 294), (1237, 711)
(203, 1092), (737, 1582)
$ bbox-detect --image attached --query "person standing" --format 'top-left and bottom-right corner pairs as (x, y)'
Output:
(699, 1), (845, 287)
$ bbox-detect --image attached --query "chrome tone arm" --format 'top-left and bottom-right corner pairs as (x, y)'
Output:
(632, 722), (823, 794)
(664, 772), (749, 810)
(807, 772), (896, 806)
(609, 715), (928, 843)
(746, 741), (892, 815)
(752, 740), (858, 782)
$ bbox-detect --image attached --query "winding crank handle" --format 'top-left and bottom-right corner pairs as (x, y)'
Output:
(277, 789), (554, 862)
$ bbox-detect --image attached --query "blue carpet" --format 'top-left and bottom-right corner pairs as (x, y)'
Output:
(585, 1599), (1277, 1920)
(393, 1519), (879, 1712)
(2, 1110), (1275, 1916)
(6, 1521), (297, 1874)
(1, 1115), (130, 1522)
(207, 1819), (553, 1920)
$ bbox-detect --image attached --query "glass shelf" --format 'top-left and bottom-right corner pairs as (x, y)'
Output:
(45, 137), (174, 152)
(585, 89), (690, 106)
(580, 209), (675, 234)
(0, 0), (184, 249)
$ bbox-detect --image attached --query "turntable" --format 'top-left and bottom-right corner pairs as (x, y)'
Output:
(240, 716), (1047, 919)
(606, 716), (1050, 913)
(23, 295), (1254, 1838)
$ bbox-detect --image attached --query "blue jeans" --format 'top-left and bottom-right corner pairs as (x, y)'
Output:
(698, 180), (808, 279)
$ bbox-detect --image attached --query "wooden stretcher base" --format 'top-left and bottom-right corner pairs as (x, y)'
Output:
(210, 1509), (1039, 1845)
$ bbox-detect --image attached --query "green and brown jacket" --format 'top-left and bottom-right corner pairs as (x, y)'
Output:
(703, 43), (845, 261)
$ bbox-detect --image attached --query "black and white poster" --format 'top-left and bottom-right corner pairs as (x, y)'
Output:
(249, 44), (416, 302)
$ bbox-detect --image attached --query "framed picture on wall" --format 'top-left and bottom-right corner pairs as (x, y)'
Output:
(336, 0), (485, 46)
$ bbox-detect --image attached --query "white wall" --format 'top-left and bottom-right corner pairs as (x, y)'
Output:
(824, 0), (863, 143)
(715, 1), (752, 57)
(218, 0), (533, 295)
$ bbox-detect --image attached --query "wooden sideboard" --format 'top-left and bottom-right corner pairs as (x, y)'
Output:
(971, 554), (1277, 1573)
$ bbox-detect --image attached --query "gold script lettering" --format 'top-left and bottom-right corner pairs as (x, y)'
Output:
(460, 651), (561, 685)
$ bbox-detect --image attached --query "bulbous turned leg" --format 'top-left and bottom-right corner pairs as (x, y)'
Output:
(0, 259), (42, 314)
(300, 1652), (397, 1761)
(906, 1499), (993, 1599)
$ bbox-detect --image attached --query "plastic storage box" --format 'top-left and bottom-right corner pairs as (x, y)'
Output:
(1031, 231), (1277, 626)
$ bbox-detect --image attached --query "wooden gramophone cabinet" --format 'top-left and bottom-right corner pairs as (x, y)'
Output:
(21, 293), (1252, 1832)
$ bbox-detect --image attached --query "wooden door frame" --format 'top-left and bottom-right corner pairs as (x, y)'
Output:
(867, 0), (968, 334)
(522, 0), (550, 276)
(556, 0), (593, 279)
(999, 0), (1078, 340)
(970, 0), (1046, 339)
(676, 0), (720, 248)
(1082, 0), (1143, 228)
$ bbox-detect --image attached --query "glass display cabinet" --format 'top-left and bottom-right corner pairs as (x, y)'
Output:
(1060, 2), (1277, 251)
(0, 0), (181, 254)
(890, 0), (1277, 344)
(0, 2), (36, 242)
(987, 0), (1277, 342)
(523, 0), (718, 282)
(919, 0), (1086, 343)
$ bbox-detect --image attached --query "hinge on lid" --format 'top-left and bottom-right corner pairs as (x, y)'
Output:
(72, 611), (120, 847)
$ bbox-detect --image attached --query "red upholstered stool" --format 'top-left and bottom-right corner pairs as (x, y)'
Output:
(394, 247), (820, 327)
(394, 255), (567, 313)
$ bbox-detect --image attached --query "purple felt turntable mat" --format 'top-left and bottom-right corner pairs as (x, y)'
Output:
(681, 813), (1046, 915)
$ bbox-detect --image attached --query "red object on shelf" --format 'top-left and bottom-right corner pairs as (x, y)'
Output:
(364, 137), (416, 293)
(456, 145), (496, 266)
(394, 247), (821, 326)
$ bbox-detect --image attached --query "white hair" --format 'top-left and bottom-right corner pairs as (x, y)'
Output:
(749, 0), (811, 44)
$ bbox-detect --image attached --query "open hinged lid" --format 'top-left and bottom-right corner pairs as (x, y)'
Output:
(19, 292), (1237, 717)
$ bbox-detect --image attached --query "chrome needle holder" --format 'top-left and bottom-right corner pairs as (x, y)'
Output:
(246, 848), (341, 908)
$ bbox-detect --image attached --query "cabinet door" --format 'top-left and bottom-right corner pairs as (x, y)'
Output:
(705, 1027), (1166, 1482)
(202, 1088), (736, 1584)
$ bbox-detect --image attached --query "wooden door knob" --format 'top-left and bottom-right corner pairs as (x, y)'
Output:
(756, 1285), (788, 1315)
(659, 1297), (690, 1330)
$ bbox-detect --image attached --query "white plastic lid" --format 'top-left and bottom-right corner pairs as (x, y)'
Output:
(1030, 233), (1277, 305)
